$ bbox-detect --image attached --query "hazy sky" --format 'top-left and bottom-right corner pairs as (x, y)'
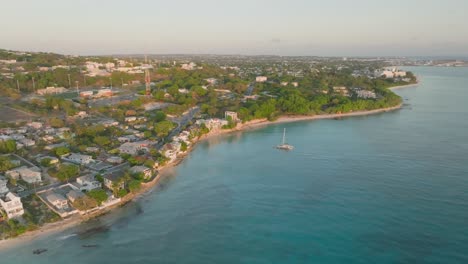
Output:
(1, 0), (467, 56)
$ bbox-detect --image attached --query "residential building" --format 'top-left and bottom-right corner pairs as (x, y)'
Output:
(103, 171), (126, 190)
(225, 111), (239, 122)
(76, 175), (101, 192)
(65, 153), (93, 165)
(107, 156), (123, 164)
(0, 192), (24, 219)
(333, 86), (350, 96)
(66, 190), (84, 203)
(119, 141), (152, 155)
(256, 76), (268, 82)
(129, 166), (152, 180)
(36, 87), (68, 96)
(355, 89), (377, 99)
(14, 166), (42, 183)
(46, 193), (69, 210)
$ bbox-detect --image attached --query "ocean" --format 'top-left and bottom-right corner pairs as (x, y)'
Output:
(1, 66), (468, 263)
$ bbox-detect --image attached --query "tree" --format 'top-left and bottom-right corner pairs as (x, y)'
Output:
(53, 146), (70, 157)
(0, 139), (17, 154)
(154, 120), (175, 137)
(180, 141), (188, 152)
(87, 189), (108, 205)
(49, 117), (65, 128)
(93, 136), (111, 147)
(128, 180), (141, 193)
(53, 164), (79, 182)
(0, 156), (15, 172)
(116, 189), (128, 198)
(40, 158), (52, 167)
(154, 111), (166, 122)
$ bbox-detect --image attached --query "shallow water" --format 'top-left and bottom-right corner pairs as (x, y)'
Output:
(1, 67), (468, 263)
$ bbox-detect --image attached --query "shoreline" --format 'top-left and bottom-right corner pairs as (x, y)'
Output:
(0, 81), (418, 250)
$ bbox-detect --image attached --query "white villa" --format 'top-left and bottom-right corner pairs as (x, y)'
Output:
(75, 175), (102, 192)
(46, 193), (69, 210)
(7, 166), (42, 184)
(0, 192), (24, 219)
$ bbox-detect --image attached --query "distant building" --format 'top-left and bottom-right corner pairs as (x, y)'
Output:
(80, 91), (93, 98)
(119, 141), (152, 155)
(204, 78), (218, 85)
(107, 156), (123, 164)
(256, 76), (268, 83)
(181, 62), (197, 70)
(195, 119), (228, 131)
(36, 87), (68, 96)
(65, 153), (93, 165)
(333, 86), (350, 96)
(0, 192), (24, 219)
(225, 111), (239, 122)
(355, 89), (377, 99)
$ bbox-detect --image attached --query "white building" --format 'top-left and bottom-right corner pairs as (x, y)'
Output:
(11, 166), (42, 184)
(65, 153), (93, 165)
(0, 192), (24, 219)
(181, 62), (197, 70)
(20, 138), (35, 147)
(119, 141), (152, 155)
(195, 119), (228, 131)
(76, 175), (101, 192)
(355, 90), (377, 99)
(36, 87), (68, 96)
(46, 193), (69, 210)
(225, 111), (239, 122)
(256, 76), (268, 83)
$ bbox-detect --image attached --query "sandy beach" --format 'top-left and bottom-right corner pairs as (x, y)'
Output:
(0, 81), (418, 250)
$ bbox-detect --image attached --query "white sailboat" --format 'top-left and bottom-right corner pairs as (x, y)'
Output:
(276, 128), (294, 151)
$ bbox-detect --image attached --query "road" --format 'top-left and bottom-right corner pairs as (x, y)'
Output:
(158, 106), (200, 148)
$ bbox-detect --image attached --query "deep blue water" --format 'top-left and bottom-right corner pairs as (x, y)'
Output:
(1, 67), (468, 263)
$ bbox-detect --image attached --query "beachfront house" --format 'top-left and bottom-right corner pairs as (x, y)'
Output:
(46, 193), (69, 210)
(0, 192), (25, 219)
(66, 189), (84, 203)
(103, 171), (126, 191)
(75, 175), (102, 192)
(129, 165), (152, 180)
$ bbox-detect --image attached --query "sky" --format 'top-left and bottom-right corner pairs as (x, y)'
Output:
(1, 0), (468, 57)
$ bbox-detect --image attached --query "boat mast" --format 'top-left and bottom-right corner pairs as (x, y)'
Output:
(282, 128), (286, 144)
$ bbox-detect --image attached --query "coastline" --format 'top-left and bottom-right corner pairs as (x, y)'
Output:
(0, 81), (418, 250)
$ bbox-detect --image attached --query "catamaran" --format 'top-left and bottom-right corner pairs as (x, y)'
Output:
(276, 128), (294, 151)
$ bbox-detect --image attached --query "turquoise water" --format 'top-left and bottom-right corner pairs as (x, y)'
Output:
(1, 67), (468, 263)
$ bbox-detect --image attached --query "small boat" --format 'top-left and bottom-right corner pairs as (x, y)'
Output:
(82, 244), (99, 248)
(33, 248), (48, 255)
(276, 128), (294, 151)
